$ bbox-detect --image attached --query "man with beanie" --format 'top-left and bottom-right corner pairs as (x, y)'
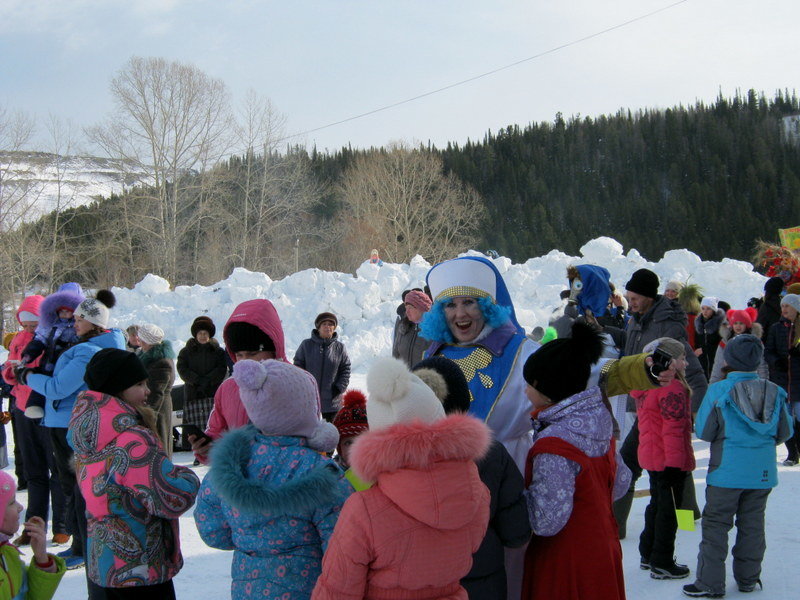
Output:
(757, 276), (785, 342)
(615, 268), (708, 538)
(392, 289), (432, 367)
(294, 312), (351, 421)
(684, 335), (793, 598)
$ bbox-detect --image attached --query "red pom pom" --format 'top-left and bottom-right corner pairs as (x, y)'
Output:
(340, 389), (367, 408)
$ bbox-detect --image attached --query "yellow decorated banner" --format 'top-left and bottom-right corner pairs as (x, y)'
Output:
(779, 226), (800, 250)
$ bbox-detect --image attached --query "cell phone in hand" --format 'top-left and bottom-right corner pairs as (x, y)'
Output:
(182, 423), (213, 445)
(650, 347), (673, 376)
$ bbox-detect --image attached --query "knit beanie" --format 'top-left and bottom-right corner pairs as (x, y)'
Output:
(642, 337), (686, 359)
(74, 289), (115, 329)
(625, 268), (659, 299)
(665, 280), (684, 293)
(84, 348), (149, 396)
(232, 359), (339, 452)
(0, 470), (15, 514)
(523, 321), (605, 403)
(333, 389), (369, 456)
(780, 294), (800, 314)
(314, 312), (338, 329)
(137, 323), (165, 346)
(404, 290), (432, 313)
(764, 276), (785, 296)
(190, 316), (216, 338)
(724, 334), (763, 372)
(700, 296), (719, 311)
(726, 308), (756, 330)
(411, 356), (471, 414)
(366, 357), (445, 431)
(16, 294), (43, 324)
(225, 322), (276, 354)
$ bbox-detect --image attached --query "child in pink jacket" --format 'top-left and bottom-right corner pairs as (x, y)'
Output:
(312, 357), (491, 600)
(633, 338), (696, 580)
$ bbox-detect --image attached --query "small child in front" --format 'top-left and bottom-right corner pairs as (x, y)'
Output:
(683, 335), (793, 598)
(0, 470), (65, 599)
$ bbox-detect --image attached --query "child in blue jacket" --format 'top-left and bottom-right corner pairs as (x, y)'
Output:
(683, 335), (793, 598)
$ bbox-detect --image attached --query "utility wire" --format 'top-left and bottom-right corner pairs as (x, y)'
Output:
(284, 0), (690, 142)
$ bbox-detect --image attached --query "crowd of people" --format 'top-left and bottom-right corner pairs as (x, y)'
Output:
(0, 258), (795, 600)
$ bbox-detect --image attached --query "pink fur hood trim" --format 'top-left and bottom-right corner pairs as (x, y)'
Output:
(351, 413), (490, 483)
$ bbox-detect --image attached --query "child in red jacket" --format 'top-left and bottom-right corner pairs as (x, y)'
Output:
(633, 337), (696, 580)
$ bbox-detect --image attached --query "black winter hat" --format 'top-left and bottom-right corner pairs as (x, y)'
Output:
(625, 268), (659, 299)
(314, 312), (338, 329)
(764, 276), (785, 296)
(412, 356), (471, 414)
(225, 322), (275, 354)
(191, 316), (216, 338)
(523, 321), (605, 403)
(84, 348), (149, 396)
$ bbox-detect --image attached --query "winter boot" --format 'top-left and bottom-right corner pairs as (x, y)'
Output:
(651, 560), (690, 580)
(682, 583), (724, 597)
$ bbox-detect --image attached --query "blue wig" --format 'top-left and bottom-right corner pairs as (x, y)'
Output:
(420, 296), (512, 344)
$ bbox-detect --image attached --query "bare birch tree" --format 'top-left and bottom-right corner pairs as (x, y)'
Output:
(86, 56), (232, 283)
(338, 143), (486, 266)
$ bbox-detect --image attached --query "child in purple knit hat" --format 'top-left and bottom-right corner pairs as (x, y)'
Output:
(194, 359), (351, 600)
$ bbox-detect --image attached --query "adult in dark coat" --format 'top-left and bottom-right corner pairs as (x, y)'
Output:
(764, 293), (800, 465)
(693, 297), (725, 380)
(176, 317), (227, 439)
(392, 289), (432, 368)
(412, 357), (530, 600)
(138, 323), (176, 458)
(756, 276), (785, 342)
(615, 269), (708, 538)
(293, 312), (351, 421)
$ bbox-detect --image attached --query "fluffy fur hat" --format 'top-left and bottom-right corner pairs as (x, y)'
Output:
(137, 323), (165, 345)
(75, 289), (115, 329)
(191, 316), (216, 338)
(366, 357), (446, 430)
(233, 359), (339, 452)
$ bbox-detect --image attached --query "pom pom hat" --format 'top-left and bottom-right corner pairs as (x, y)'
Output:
(726, 308), (757, 330)
(75, 289), (115, 328)
(365, 357), (445, 431)
(232, 359), (339, 452)
(333, 390), (369, 438)
(523, 321), (605, 403)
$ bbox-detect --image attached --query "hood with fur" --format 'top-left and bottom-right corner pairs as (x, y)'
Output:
(36, 287), (86, 333)
(719, 321), (763, 343)
(350, 414), (490, 530)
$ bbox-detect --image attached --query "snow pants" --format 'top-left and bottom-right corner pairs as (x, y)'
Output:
(693, 486), (770, 595)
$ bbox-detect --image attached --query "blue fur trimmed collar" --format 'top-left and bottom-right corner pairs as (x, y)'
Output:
(209, 425), (343, 516)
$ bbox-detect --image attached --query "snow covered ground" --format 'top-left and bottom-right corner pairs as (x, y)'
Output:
(5, 236), (799, 598)
(30, 433), (800, 599)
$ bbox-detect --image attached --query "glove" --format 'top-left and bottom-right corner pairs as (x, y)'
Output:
(0, 412), (11, 425)
(15, 367), (33, 386)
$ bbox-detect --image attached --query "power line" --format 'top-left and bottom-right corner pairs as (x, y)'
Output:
(284, 0), (690, 143)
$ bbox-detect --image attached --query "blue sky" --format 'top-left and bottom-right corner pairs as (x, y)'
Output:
(1, 0), (797, 154)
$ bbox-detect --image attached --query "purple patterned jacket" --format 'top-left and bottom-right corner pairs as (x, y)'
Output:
(524, 386), (631, 536)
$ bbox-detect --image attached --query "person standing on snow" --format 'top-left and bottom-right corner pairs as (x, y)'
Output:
(294, 312), (351, 422)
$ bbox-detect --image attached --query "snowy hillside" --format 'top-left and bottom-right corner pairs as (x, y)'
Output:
(0, 151), (149, 220)
(109, 236), (768, 377)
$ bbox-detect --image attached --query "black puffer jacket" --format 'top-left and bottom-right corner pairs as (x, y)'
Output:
(765, 317), (800, 402)
(462, 439), (530, 600)
(293, 331), (351, 414)
(624, 295), (707, 411)
(176, 338), (228, 403)
(757, 295), (782, 342)
(694, 308), (726, 380)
